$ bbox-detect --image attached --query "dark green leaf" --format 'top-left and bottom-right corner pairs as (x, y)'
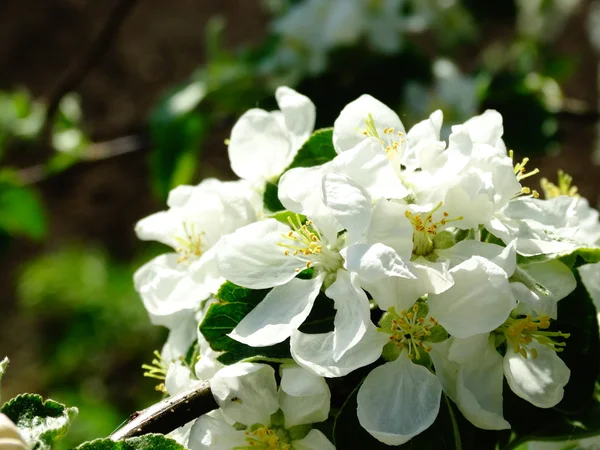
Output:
(263, 181), (285, 213)
(199, 282), (291, 365)
(298, 292), (335, 334)
(75, 434), (185, 450)
(286, 128), (335, 170)
(1, 393), (77, 450)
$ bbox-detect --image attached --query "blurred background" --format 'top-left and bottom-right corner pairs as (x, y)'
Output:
(0, 0), (599, 447)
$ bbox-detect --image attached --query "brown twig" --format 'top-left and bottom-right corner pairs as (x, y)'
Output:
(18, 133), (147, 185)
(40, 0), (141, 144)
(109, 381), (218, 441)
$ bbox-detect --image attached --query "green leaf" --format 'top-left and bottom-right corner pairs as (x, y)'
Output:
(559, 247), (600, 270)
(75, 434), (186, 450)
(1, 393), (78, 449)
(199, 282), (291, 365)
(286, 128), (336, 170)
(0, 183), (46, 239)
(333, 381), (462, 449)
(263, 180), (284, 213)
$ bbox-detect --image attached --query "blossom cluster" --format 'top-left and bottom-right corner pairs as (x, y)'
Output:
(134, 87), (600, 448)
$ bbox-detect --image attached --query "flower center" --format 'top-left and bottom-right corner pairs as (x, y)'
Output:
(362, 113), (408, 163)
(496, 315), (570, 358)
(405, 202), (462, 257)
(237, 426), (291, 450)
(510, 150), (540, 199)
(174, 222), (204, 264)
(386, 305), (439, 360)
(278, 214), (343, 274)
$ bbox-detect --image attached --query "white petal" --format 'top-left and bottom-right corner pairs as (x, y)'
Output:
(504, 342), (570, 408)
(275, 86), (315, 149)
(357, 355), (442, 445)
(228, 274), (323, 346)
(188, 412), (248, 450)
(326, 270), (371, 360)
(134, 253), (206, 328)
(161, 317), (198, 362)
(290, 327), (388, 378)
(135, 211), (179, 248)
(437, 240), (517, 276)
(344, 243), (416, 280)
(292, 429), (336, 450)
(428, 256), (516, 339)
(407, 110), (442, 144)
(217, 219), (300, 289)
(443, 172), (495, 229)
(279, 365), (331, 428)
(0, 414), (27, 448)
(358, 260), (452, 312)
(511, 260), (577, 318)
(330, 138), (409, 199)
(322, 172), (372, 242)
(462, 110), (504, 148)
(210, 362), (279, 425)
(363, 199), (413, 259)
(333, 94), (405, 152)
(580, 262), (600, 324)
(228, 109), (293, 182)
(449, 336), (510, 430)
(165, 363), (202, 396)
(278, 165), (329, 218)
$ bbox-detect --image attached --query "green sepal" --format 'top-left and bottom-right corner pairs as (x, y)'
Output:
(270, 409), (285, 428)
(425, 325), (449, 343)
(380, 340), (401, 362)
(288, 424), (312, 441)
(233, 422), (248, 431)
(269, 210), (307, 226)
(433, 230), (456, 250)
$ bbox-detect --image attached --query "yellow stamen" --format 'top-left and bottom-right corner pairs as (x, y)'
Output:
(540, 170), (580, 199)
(497, 315), (569, 359)
(174, 222), (205, 264)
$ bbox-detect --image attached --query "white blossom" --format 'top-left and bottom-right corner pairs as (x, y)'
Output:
(188, 363), (334, 450)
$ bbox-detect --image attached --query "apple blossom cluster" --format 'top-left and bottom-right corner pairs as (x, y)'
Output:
(264, 0), (472, 76)
(134, 87), (600, 448)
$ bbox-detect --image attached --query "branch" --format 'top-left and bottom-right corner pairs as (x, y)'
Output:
(109, 381), (218, 441)
(554, 110), (600, 123)
(41, 0), (140, 144)
(18, 133), (148, 185)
